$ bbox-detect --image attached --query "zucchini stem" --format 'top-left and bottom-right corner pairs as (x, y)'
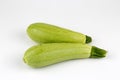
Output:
(86, 35), (92, 43)
(90, 46), (107, 58)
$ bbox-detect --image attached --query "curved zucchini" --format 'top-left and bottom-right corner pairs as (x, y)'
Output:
(23, 43), (106, 68)
(27, 23), (92, 43)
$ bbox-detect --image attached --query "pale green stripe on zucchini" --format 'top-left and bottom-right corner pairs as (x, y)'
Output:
(27, 23), (92, 43)
(23, 43), (106, 68)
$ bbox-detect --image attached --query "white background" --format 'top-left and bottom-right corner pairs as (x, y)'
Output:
(0, 0), (120, 80)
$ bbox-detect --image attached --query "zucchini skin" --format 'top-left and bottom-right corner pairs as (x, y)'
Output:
(24, 43), (92, 68)
(27, 23), (91, 43)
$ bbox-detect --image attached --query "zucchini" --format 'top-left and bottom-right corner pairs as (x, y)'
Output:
(23, 43), (106, 68)
(27, 23), (92, 43)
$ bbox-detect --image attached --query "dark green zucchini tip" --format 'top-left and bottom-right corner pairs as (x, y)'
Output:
(90, 46), (107, 58)
(86, 35), (92, 43)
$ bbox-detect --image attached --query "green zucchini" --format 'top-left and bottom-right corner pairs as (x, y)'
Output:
(27, 23), (92, 43)
(23, 43), (106, 68)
